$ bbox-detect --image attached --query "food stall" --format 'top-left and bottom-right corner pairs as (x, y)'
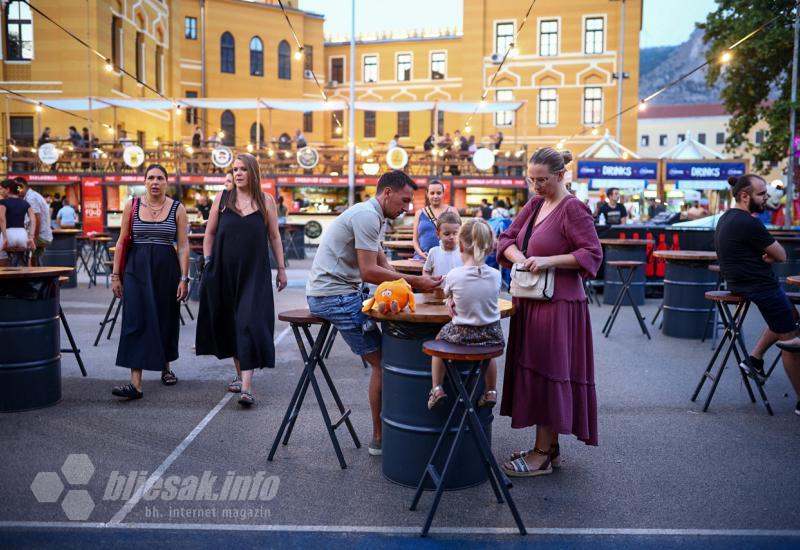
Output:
(451, 177), (528, 216)
(9, 173), (83, 225)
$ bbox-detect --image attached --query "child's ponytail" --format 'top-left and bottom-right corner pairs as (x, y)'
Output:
(459, 218), (495, 264)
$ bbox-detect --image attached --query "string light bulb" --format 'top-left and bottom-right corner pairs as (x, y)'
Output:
(591, 127), (599, 136)
(105, 59), (113, 72)
(294, 47), (304, 61)
(720, 50), (732, 64)
(35, 104), (43, 112)
(246, 143), (254, 153)
(334, 126), (343, 136)
(638, 101), (647, 112)
(106, 126), (114, 135)
(508, 43), (519, 58)
(217, 131), (225, 139)
(153, 139), (160, 147)
(464, 124), (472, 134)
(479, 100), (486, 108)
(175, 104), (182, 115)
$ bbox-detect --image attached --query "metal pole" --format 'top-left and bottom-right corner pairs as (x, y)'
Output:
(785, 1), (799, 228)
(347, 0), (356, 206)
(256, 99), (261, 149)
(86, 0), (94, 157)
(5, 95), (10, 173)
(615, 0), (626, 143)
(200, 0), (207, 137)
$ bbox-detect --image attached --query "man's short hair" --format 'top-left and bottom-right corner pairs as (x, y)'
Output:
(13, 176), (28, 188)
(607, 187), (619, 196)
(376, 170), (417, 194)
(728, 174), (765, 200)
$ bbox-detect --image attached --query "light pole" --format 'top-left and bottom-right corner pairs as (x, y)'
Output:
(348, 0), (356, 206)
(612, 0), (628, 143)
(785, 1), (799, 228)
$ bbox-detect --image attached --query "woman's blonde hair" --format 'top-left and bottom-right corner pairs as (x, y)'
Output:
(459, 218), (494, 264)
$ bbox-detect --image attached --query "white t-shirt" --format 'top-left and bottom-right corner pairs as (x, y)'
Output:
(443, 265), (501, 326)
(423, 245), (463, 277)
(24, 188), (53, 242)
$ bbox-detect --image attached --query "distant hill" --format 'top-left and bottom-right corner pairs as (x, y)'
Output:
(639, 28), (724, 105)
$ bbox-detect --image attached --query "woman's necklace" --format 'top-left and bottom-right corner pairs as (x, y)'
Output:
(144, 197), (167, 218)
(236, 194), (254, 213)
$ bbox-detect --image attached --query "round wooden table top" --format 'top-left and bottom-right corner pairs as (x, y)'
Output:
(390, 259), (424, 274)
(600, 239), (654, 246)
(0, 266), (74, 280)
(774, 235), (800, 243)
(52, 229), (82, 235)
(90, 236), (112, 243)
(365, 296), (514, 324)
(653, 250), (718, 262)
(787, 275), (800, 287)
(382, 240), (416, 250)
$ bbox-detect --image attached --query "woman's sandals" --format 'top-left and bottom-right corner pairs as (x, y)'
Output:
(161, 370), (178, 386)
(238, 391), (255, 406)
(507, 443), (561, 468)
(227, 377), (242, 393)
(478, 390), (497, 408)
(502, 447), (555, 477)
(427, 385), (447, 410)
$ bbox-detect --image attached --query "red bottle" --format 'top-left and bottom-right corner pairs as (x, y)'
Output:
(645, 232), (654, 277)
(670, 234), (681, 251)
(655, 233), (668, 277)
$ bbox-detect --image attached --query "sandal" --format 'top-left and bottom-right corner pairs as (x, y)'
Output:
(161, 370), (178, 386)
(427, 385), (447, 410)
(227, 377), (242, 393)
(111, 383), (143, 400)
(238, 391), (255, 406)
(478, 390), (497, 408)
(508, 444), (561, 468)
(502, 447), (552, 478)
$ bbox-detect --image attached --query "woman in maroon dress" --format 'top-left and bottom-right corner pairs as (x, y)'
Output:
(497, 147), (602, 477)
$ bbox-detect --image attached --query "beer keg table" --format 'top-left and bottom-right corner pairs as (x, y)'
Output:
(600, 239), (653, 306)
(365, 297), (514, 490)
(42, 229), (81, 288)
(0, 267), (74, 412)
(772, 235), (800, 290)
(390, 259), (424, 274)
(654, 250), (718, 339)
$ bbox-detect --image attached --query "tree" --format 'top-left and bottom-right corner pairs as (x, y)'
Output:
(700, 0), (796, 174)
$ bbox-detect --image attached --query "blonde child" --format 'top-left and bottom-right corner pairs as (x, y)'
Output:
(427, 218), (501, 410)
(422, 210), (463, 277)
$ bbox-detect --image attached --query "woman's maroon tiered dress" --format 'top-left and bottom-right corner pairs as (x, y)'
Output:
(497, 195), (603, 445)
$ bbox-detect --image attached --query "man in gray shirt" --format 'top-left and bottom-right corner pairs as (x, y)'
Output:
(307, 170), (441, 456)
(17, 177), (53, 266)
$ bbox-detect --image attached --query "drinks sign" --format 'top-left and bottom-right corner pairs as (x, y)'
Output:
(665, 162), (746, 181)
(576, 160), (658, 180)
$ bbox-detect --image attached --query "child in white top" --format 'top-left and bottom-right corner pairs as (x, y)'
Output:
(428, 218), (502, 410)
(423, 210), (463, 277)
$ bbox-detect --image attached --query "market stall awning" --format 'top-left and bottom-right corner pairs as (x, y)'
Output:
(659, 131), (724, 160)
(579, 129), (639, 159)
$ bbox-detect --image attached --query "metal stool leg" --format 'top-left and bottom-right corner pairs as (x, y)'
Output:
(603, 267), (633, 337)
(728, 304), (773, 415)
(692, 302), (733, 403)
(699, 302), (741, 412)
(651, 301), (664, 326)
(60, 307), (87, 376)
(182, 301), (194, 321)
(625, 269), (651, 339)
(602, 269), (629, 336)
(94, 295), (117, 346)
(106, 298), (123, 340)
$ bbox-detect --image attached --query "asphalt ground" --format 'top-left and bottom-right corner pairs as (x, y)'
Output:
(1, 259), (799, 548)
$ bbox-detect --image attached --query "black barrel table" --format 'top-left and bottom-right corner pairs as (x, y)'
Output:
(600, 239), (653, 306)
(365, 296), (514, 490)
(41, 229), (81, 288)
(0, 266), (74, 412)
(654, 250), (718, 339)
(772, 235), (800, 291)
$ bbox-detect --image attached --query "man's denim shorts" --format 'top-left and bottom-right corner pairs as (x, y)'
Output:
(307, 292), (381, 356)
(743, 286), (798, 335)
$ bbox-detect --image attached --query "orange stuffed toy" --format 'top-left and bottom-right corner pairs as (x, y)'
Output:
(361, 278), (416, 314)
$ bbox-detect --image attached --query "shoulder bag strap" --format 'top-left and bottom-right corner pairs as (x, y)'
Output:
(520, 199), (544, 258)
(129, 198), (138, 235)
(424, 206), (438, 230)
(219, 190), (228, 212)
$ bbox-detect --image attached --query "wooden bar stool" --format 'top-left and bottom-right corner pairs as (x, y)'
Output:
(58, 275), (87, 377)
(691, 291), (773, 415)
(411, 340), (526, 538)
(268, 309), (361, 470)
(602, 261), (650, 339)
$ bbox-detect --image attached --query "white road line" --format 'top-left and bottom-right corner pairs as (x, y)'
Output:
(1, 522), (799, 537)
(107, 327), (293, 525)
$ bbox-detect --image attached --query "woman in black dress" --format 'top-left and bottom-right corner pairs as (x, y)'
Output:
(196, 153), (287, 406)
(111, 164), (190, 399)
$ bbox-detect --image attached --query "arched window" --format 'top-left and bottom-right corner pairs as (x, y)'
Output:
(249, 36), (263, 76)
(135, 31), (145, 82)
(155, 45), (164, 93)
(250, 122), (265, 146)
(278, 40), (291, 80)
(111, 16), (123, 68)
(221, 110), (235, 146)
(220, 32), (235, 74)
(5, 1), (33, 61)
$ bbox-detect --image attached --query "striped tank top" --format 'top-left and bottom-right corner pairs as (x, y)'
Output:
(132, 198), (179, 245)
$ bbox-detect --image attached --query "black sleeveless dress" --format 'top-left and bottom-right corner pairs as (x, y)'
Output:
(116, 199), (181, 370)
(196, 192), (275, 370)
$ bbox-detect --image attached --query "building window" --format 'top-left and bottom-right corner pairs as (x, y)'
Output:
(330, 57), (344, 83)
(363, 55), (378, 83)
(331, 111), (344, 139)
(584, 17), (604, 54)
(437, 110), (444, 136)
(582, 87), (602, 125)
(397, 111), (410, 137)
(220, 32), (235, 73)
(431, 52), (446, 79)
(539, 19), (558, 56)
(659, 134), (668, 146)
(250, 36), (263, 76)
(396, 53), (411, 81)
(250, 122), (265, 146)
(303, 111), (313, 133)
(364, 111), (376, 138)
(641, 135), (650, 147)
(716, 132), (725, 145)
(495, 21), (514, 55)
(538, 88), (557, 126)
(5, 1), (33, 61)
(10, 116), (33, 146)
(221, 110), (235, 146)
(304, 45), (313, 75)
(135, 32), (145, 82)
(185, 17), (197, 40)
(698, 132), (706, 145)
(495, 89), (514, 127)
(755, 130), (765, 144)
(185, 91), (198, 125)
(677, 134), (685, 143)
(155, 46), (164, 93)
(278, 40), (291, 80)
(111, 16), (123, 69)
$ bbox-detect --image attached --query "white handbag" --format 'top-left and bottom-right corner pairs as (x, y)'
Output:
(509, 199), (555, 301)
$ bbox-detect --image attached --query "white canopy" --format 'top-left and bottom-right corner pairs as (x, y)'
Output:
(579, 129), (640, 159)
(659, 131), (725, 160)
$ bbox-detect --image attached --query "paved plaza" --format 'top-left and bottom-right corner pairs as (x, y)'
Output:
(1, 259), (799, 548)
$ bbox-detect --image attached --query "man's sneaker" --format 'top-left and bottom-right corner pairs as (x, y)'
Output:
(739, 356), (765, 383)
(368, 439), (382, 456)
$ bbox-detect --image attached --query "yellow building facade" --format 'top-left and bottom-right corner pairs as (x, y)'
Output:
(0, 0), (641, 157)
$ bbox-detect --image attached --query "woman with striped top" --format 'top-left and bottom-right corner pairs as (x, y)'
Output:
(111, 164), (190, 399)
